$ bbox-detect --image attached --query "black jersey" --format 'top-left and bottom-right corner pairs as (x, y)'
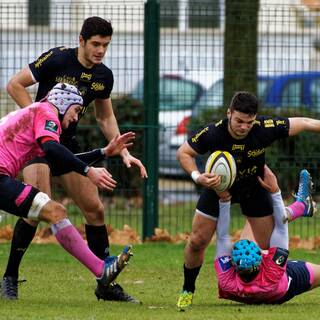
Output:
(188, 116), (290, 191)
(29, 46), (114, 138)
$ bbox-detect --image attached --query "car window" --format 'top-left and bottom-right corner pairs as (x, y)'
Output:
(192, 77), (271, 117)
(280, 79), (302, 107)
(131, 77), (201, 111)
(192, 79), (223, 117)
(160, 78), (201, 111)
(310, 78), (320, 111)
(257, 79), (272, 102)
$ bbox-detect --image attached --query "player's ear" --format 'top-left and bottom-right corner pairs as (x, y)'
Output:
(227, 108), (231, 119)
(79, 35), (85, 47)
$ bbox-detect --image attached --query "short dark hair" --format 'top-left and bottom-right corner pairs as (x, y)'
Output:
(229, 91), (258, 115)
(80, 16), (113, 41)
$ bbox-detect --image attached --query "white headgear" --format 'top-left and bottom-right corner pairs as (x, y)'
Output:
(47, 83), (83, 116)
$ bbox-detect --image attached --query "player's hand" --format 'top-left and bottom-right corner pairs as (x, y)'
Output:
(120, 150), (148, 178)
(86, 167), (117, 191)
(197, 172), (221, 189)
(103, 132), (135, 157)
(216, 190), (232, 201)
(258, 165), (279, 193)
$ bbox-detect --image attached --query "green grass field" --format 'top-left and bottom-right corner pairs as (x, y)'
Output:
(1, 243), (320, 320)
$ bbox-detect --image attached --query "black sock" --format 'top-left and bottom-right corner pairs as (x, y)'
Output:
(4, 218), (37, 279)
(182, 264), (201, 293)
(85, 224), (109, 260)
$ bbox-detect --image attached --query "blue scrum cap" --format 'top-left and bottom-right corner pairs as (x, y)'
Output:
(231, 239), (262, 274)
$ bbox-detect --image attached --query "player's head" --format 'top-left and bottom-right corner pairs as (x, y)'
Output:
(47, 83), (83, 118)
(227, 92), (258, 139)
(231, 239), (262, 278)
(80, 16), (113, 41)
(229, 91), (258, 116)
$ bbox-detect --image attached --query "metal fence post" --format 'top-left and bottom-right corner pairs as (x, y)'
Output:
(143, 0), (160, 239)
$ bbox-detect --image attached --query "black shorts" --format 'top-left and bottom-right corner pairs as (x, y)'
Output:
(196, 182), (273, 218)
(25, 135), (81, 177)
(275, 260), (312, 304)
(0, 175), (39, 218)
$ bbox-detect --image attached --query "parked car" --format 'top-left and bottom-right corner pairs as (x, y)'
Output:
(130, 74), (204, 132)
(159, 71), (320, 177)
(129, 74), (204, 176)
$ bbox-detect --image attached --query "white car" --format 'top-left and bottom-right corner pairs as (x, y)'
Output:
(130, 74), (204, 176)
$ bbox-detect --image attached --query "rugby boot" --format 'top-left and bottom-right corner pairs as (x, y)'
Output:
(97, 245), (133, 288)
(95, 282), (141, 303)
(177, 290), (193, 311)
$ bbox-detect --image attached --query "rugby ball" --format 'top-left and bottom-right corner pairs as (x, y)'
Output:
(205, 151), (237, 192)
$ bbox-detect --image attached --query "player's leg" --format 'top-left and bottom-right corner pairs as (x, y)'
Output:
(307, 263), (320, 289)
(1, 162), (51, 300)
(239, 184), (274, 250)
(177, 188), (218, 310)
(244, 216), (274, 249)
(284, 169), (315, 222)
(59, 171), (140, 303)
(275, 260), (314, 304)
(0, 177), (131, 299)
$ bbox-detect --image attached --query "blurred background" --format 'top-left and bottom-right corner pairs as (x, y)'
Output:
(1, 0), (320, 240)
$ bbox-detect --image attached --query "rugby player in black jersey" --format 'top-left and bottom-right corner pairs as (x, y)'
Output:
(176, 91), (320, 309)
(2, 16), (146, 303)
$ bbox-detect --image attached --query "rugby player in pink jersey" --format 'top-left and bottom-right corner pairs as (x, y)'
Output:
(0, 83), (136, 299)
(214, 166), (320, 305)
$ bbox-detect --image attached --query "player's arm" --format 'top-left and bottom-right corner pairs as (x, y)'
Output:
(39, 137), (117, 191)
(215, 200), (233, 258)
(288, 117), (320, 136)
(94, 98), (147, 178)
(7, 66), (36, 107)
(75, 132), (136, 165)
(177, 141), (221, 189)
(258, 165), (289, 249)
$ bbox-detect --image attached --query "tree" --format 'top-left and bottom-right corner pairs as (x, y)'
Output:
(224, 0), (259, 105)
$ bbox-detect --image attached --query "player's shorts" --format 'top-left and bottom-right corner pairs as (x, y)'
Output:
(275, 260), (312, 304)
(0, 174), (39, 218)
(196, 182), (273, 219)
(25, 135), (81, 177)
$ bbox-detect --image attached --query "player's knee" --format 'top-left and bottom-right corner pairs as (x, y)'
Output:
(49, 202), (67, 223)
(188, 233), (210, 251)
(82, 201), (105, 225)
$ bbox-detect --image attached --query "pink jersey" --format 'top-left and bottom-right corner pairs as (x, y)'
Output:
(0, 102), (61, 178)
(215, 247), (289, 304)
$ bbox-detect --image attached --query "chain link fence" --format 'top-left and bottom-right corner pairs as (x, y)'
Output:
(1, 0), (320, 238)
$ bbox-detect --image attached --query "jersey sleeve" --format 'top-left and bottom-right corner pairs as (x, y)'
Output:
(255, 116), (290, 145)
(33, 106), (61, 142)
(93, 66), (114, 100)
(262, 247), (288, 282)
(187, 122), (218, 154)
(29, 46), (67, 83)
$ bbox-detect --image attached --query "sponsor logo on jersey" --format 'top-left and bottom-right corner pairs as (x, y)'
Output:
(218, 256), (232, 271)
(55, 76), (77, 87)
(91, 82), (105, 91)
(45, 120), (58, 133)
(253, 119), (261, 126)
(232, 144), (245, 151)
(264, 119), (275, 128)
(81, 72), (92, 81)
(275, 255), (285, 265)
(247, 148), (265, 158)
(35, 51), (53, 68)
(238, 165), (258, 179)
(272, 247), (288, 267)
(191, 127), (209, 143)
(276, 120), (285, 126)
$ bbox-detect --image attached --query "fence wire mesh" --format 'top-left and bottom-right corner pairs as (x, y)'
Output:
(1, 0), (320, 239)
